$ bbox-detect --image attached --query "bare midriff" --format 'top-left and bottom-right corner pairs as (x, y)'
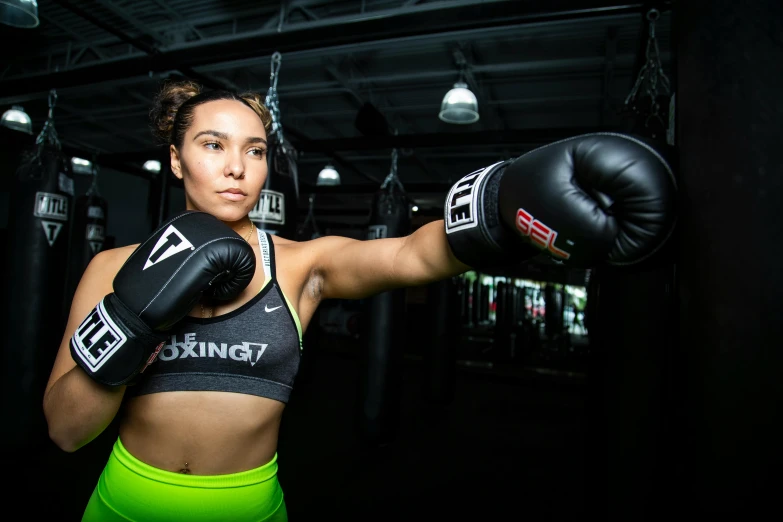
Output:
(119, 391), (285, 475)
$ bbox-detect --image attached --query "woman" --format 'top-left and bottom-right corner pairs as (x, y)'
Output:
(44, 78), (675, 521)
(43, 80), (471, 521)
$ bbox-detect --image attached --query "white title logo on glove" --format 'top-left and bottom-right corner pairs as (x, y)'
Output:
(71, 299), (128, 372)
(143, 225), (195, 270)
(444, 162), (503, 234)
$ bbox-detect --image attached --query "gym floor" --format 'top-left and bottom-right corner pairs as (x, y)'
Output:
(10, 345), (588, 521)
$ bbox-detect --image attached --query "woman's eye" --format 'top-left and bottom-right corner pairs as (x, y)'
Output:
(204, 142), (221, 150)
(249, 148), (267, 157)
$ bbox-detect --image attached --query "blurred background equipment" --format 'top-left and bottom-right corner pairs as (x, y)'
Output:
(251, 52), (299, 239)
(356, 146), (411, 447)
(64, 158), (108, 305)
(1, 89), (72, 450)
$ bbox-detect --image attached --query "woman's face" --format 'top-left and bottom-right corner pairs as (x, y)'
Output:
(171, 99), (268, 224)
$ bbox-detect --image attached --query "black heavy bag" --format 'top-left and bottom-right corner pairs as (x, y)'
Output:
(480, 283), (490, 322)
(544, 283), (564, 339)
(357, 183), (411, 446)
(471, 278), (481, 326)
(1, 93), (73, 449)
(423, 276), (459, 405)
(0, 123), (35, 183)
(250, 133), (298, 239)
(65, 176), (108, 306)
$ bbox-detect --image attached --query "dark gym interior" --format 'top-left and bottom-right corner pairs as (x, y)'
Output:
(1, 1), (781, 520)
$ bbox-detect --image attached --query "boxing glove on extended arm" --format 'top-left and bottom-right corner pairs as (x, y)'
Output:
(444, 133), (677, 269)
(70, 211), (256, 386)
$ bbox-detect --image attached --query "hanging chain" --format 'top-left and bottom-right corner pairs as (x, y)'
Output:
(624, 9), (671, 130)
(36, 89), (60, 151)
(306, 193), (320, 237)
(264, 51), (300, 199)
(265, 52), (284, 143)
(298, 193), (321, 239)
(87, 155), (101, 196)
(380, 147), (405, 193)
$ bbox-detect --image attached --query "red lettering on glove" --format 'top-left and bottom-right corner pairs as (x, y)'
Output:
(515, 208), (571, 260)
(140, 341), (165, 373)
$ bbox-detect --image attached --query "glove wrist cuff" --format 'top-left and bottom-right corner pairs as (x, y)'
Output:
(444, 162), (538, 270)
(70, 294), (165, 387)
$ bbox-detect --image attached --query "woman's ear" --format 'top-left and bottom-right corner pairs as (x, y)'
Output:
(170, 144), (183, 180)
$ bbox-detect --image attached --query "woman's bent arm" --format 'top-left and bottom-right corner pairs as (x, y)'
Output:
(43, 368), (126, 452)
(43, 247), (133, 452)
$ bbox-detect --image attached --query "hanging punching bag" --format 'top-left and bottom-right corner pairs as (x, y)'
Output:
(357, 154), (411, 446)
(251, 52), (299, 239)
(65, 166), (108, 305)
(622, 9), (673, 145)
(251, 133), (298, 239)
(1, 90), (73, 450)
(296, 194), (322, 241)
(423, 276), (459, 405)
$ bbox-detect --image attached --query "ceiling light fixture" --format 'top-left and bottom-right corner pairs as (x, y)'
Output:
(317, 164), (340, 186)
(439, 80), (479, 125)
(143, 160), (161, 173)
(71, 157), (93, 175)
(0, 0), (40, 28)
(1, 105), (32, 134)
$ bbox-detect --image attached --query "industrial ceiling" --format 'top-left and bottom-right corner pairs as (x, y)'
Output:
(0, 0), (673, 228)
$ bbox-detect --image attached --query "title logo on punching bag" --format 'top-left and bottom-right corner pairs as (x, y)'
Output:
(444, 162), (504, 234)
(367, 225), (388, 240)
(249, 190), (285, 225)
(34, 191), (69, 247)
(86, 224), (105, 255)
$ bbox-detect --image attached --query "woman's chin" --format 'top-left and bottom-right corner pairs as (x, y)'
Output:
(188, 202), (252, 224)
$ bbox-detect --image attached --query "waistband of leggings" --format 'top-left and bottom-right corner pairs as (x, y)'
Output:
(112, 437), (278, 488)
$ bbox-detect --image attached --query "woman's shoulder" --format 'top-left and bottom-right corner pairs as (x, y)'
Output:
(269, 234), (319, 260)
(87, 243), (140, 281)
(269, 233), (356, 266)
(268, 234), (323, 277)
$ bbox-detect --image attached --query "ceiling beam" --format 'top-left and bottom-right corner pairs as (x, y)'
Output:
(0, 1), (652, 99)
(98, 126), (608, 163)
(302, 183), (452, 195)
(294, 127), (609, 153)
(50, 0), (233, 94)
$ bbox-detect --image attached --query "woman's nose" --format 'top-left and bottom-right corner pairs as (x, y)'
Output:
(224, 150), (245, 178)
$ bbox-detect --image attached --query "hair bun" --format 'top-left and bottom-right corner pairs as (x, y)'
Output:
(149, 80), (202, 144)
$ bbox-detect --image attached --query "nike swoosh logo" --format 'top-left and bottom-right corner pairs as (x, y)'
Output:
(265, 305), (282, 313)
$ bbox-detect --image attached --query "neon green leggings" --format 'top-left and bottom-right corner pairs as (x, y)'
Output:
(82, 437), (287, 521)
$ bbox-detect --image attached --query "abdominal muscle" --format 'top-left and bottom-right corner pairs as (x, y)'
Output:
(119, 391), (285, 475)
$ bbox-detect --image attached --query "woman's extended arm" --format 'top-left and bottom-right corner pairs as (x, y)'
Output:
(311, 220), (469, 301)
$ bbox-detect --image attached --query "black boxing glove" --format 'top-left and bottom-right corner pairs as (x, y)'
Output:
(444, 161), (543, 270)
(70, 211), (256, 386)
(445, 133), (677, 269)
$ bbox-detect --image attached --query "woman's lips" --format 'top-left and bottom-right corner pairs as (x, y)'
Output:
(218, 190), (246, 201)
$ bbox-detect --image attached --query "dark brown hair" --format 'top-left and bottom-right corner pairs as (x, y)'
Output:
(149, 80), (272, 147)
